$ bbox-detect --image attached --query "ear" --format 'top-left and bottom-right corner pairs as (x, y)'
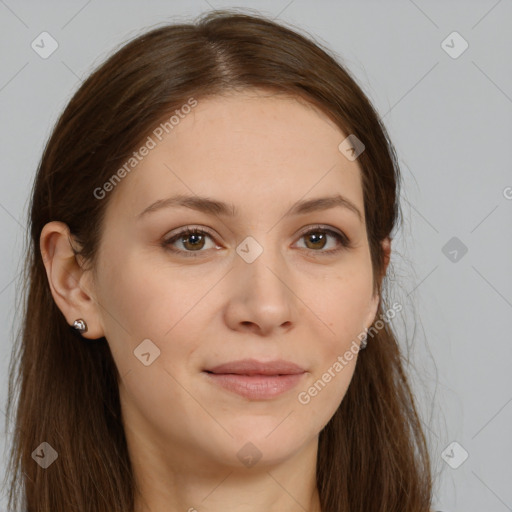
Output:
(381, 237), (391, 275)
(364, 237), (392, 329)
(39, 221), (105, 339)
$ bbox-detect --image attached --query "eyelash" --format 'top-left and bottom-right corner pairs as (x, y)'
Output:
(162, 224), (352, 258)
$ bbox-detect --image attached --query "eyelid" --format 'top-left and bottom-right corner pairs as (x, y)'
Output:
(296, 223), (346, 241)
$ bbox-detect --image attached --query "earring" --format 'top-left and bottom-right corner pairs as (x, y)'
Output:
(72, 318), (88, 334)
(359, 330), (368, 350)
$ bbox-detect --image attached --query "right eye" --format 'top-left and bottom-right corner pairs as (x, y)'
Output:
(162, 226), (219, 257)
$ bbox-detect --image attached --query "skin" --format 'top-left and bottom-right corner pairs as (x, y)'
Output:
(41, 90), (391, 512)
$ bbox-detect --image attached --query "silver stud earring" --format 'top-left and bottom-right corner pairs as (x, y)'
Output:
(359, 330), (368, 350)
(72, 318), (88, 334)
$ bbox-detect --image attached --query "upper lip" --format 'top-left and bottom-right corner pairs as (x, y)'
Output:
(204, 358), (306, 376)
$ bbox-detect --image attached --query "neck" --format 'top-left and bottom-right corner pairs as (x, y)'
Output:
(131, 434), (322, 512)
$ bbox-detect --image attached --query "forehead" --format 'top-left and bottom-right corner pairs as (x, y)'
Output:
(103, 91), (364, 222)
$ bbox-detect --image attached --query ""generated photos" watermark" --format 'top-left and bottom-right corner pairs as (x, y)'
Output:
(93, 97), (198, 200)
(297, 301), (403, 405)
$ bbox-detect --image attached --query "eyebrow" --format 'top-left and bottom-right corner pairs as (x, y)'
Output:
(137, 193), (363, 223)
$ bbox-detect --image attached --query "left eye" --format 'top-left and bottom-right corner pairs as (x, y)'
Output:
(295, 227), (350, 252)
(163, 225), (350, 257)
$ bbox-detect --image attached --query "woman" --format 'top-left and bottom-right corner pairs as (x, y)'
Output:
(5, 10), (437, 512)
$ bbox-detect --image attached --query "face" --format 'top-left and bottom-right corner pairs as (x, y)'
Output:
(88, 90), (383, 471)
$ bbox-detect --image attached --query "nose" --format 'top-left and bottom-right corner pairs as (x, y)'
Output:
(223, 244), (296, 336)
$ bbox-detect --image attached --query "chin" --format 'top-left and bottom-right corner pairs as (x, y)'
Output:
(215, 421), (313, 467)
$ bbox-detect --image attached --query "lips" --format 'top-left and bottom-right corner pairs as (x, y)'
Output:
(204, 358), (306, 376)
(203, 358), (306, 400)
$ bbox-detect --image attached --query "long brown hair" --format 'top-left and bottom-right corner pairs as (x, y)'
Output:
(4, 9), (432, 511)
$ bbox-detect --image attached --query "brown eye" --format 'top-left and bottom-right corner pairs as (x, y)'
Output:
(295, 226), (350, 254)
(163, 224), (351, 258)
(163, 227), (217, 257)
(180, 232), (206, 251)
(304, 231), (328, 250)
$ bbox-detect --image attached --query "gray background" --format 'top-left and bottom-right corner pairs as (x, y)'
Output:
(1, 1), (511, 511)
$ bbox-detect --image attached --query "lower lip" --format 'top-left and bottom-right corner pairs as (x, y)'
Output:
(203, 372), (305, 400)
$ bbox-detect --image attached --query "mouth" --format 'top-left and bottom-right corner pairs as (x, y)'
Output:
(202, 358), (306, 400)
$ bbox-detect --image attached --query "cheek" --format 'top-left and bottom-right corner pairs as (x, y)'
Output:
(311, 267), (374, 340)
(99, 250), (196, 333)
(292, 266), (372, 420)
(295, 349), (357, 436)
(95, 253), (193, 366)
